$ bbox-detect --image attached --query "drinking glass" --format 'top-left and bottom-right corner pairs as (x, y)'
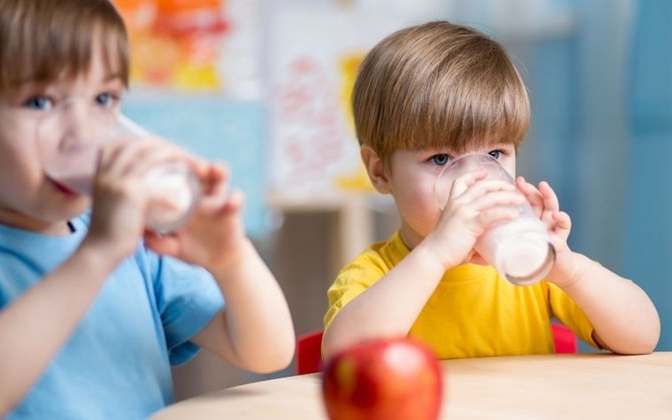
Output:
(37, 98), (201, 233)
(434, 154), (555, 286)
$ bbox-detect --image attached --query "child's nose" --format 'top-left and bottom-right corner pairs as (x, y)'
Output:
(60, 98), (88, 137)
(54, 99), (108, 152)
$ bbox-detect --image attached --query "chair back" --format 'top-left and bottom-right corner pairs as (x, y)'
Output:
(296, 329), (324, 375)
(551, 322), (579, 354)
(296, 323), (579, 375)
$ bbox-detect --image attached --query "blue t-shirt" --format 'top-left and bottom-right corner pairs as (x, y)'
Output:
(0, 215), (225, 419)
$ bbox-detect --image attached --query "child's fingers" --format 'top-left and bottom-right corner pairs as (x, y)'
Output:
(515, 176), (544, 208)
(476, 206), (521, 227)
(222, 190), (246, 214)
(450, 169), (489, 198)
(458, 178), (522, 210)
(552, 210), (571, 231)
(190, 157), (224, 180)
(538, 181), (560, 212)
(445, 179), (523, 220)
(470, 188), (526, 213)
(197, 163), (231, 212)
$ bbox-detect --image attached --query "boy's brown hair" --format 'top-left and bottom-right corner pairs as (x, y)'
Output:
(352, 21), (530, 164)
(0, 0), (129, 93)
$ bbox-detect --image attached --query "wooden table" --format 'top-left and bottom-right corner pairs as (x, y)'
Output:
(152, 352), (672, 419)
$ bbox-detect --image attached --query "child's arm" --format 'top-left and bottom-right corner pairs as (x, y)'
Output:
(0, 242), (127, 416)
(191, 235), (295, 373)
(552, 253), (659, 353)
(322, 172), (527, 358)
(0, 139), (167, 415)
(517, 178), (660, 353)
(0, 244), (126, 418)
(145, 164), (295, 373)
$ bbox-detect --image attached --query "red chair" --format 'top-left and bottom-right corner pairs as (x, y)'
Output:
(296, 329), (325, 375)
(296, 323), (578, 375)
(551, 322), (579, 354)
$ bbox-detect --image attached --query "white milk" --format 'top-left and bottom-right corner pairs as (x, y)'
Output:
(143, 163), (200, 233)
(476, 214), (555, 285)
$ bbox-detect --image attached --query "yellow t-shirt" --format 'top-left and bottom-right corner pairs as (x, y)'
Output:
(324, 231), (598, 358)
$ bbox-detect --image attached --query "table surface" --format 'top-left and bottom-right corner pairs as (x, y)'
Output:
(152, 352), (672, 419)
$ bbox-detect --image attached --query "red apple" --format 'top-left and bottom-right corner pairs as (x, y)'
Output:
(321, 337), (443, 420)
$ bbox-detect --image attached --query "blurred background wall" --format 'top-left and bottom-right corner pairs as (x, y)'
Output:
(113, 0), (670, 399)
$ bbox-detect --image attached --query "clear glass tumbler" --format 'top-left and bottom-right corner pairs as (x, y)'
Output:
(434, 154), (555, 286)
(37, 98), (201, 233)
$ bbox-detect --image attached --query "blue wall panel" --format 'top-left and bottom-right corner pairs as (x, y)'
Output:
(122, 96), (269, 239)
(625, 0), (672, 350)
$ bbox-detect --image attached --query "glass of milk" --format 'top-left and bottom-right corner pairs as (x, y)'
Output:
(37, 97), (201, 234)
(434, 153), (555, 286)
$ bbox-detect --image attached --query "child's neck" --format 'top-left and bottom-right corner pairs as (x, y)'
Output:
(0, 210), (74, 235)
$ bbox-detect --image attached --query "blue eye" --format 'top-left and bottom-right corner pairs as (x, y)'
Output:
(95, 93), (116, 108)
(431, 154), (450, 166)
(24, 96), (53, 110)
(488, 150), (502, 160)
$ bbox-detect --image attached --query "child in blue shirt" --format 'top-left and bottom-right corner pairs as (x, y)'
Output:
(0, 0), (295, 418)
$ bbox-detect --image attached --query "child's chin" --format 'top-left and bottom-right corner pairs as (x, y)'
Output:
(56, 201), (91, 221)
(468, 254), (489, 266)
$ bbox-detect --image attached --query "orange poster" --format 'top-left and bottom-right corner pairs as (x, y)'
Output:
(113, 0), (229, 92)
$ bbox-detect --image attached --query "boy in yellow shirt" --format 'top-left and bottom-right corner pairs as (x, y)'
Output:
(322, 21), (659, 359)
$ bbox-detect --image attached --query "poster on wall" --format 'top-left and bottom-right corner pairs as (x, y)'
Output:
(267, 5), (408, 203)
(114, 0), (263, 98)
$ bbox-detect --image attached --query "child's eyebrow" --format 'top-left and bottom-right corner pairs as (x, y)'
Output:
(100, 74), (126, 89)
(103, 73), (124, 83)
(11, 77), (49, 90)
(7, 81), (50, 99)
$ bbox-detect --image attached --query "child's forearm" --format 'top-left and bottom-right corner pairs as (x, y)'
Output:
(0, 240), (118, 416)
(558, 253), (660, 354)
(322, 243), (446, 359)
(194, 239), (295, 374)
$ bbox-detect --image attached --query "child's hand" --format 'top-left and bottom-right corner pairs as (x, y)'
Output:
(85, 138), (194, 262)
(515, 177), (577, 286)
(423, 169), (526, 269)
(144, 162), (249, 273)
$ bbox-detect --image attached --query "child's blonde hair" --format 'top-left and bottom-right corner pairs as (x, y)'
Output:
(0, 0), (129, 93)
(352, 21), (530, 164)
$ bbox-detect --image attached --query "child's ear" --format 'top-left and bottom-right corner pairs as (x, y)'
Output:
(360, 146), (391, 194)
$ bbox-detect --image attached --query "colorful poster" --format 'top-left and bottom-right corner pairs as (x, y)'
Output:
(268, 6), (407, 200)
(114, 0), (262, 96)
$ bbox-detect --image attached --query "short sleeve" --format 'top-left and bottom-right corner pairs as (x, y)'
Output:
(548, 283), (599, 349)
(324, 252), (387, 331)
(151, 255), (225, 365)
